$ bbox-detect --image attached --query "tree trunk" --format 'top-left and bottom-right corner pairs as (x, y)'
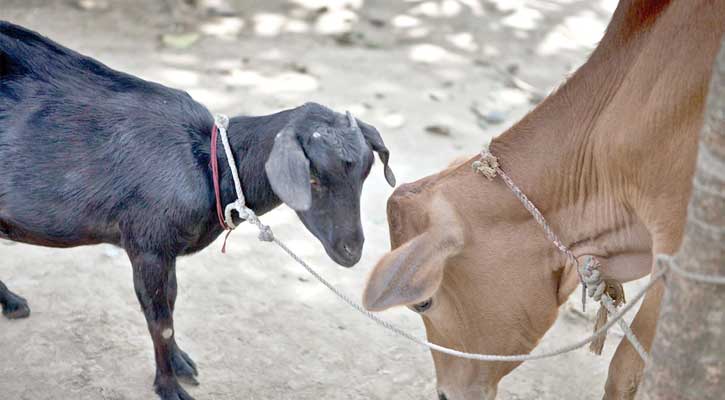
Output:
(636, 37), (725, 399)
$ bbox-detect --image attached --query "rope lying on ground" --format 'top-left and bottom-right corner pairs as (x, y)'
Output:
(213, 116), (725, 362)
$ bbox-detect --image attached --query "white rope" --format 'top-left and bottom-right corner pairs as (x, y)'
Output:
(213, 116), (724, 362)
(602, 295), (649, 360)
(657, 254), (725, 285)
(214, 114), (246, 229)
(267, 235), (666, 362)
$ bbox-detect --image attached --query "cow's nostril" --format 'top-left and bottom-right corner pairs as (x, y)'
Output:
(343, 243), (354, 255)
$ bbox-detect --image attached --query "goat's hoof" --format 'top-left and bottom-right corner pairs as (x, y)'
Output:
(155, 380), (196, 400)
(1, 292), (30, 319)
(172, 346), (199, 386)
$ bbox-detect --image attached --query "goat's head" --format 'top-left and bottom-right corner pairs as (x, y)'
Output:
(265, 102), (395, 267)
(362, 159), (580, 399)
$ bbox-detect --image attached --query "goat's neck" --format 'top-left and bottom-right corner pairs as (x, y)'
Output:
(215, 114), (288, 217)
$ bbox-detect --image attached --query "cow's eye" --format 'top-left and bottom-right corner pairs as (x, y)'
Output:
(410, 298), (433, 313)
(310, 176), (321, 189)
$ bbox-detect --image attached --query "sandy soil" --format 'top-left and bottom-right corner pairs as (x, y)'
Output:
(1, 1), (647, 399)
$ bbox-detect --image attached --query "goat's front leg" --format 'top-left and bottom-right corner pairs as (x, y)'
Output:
(129, 252), (194, 400)
(166, 267), (199, 385)
(603, 276), (665, 400)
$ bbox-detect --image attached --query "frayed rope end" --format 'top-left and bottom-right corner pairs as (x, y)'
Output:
(472, 150), (499, 180)
(588, 280), (626, 355)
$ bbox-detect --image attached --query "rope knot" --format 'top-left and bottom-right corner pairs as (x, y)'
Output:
(580, 256), (628, 356)
(224, 200), (244, 229)
(581, 256), (606, 301)
(214, 113), (230, 130)
(257, 224), (274, 242)
(472, 150), (499, 180)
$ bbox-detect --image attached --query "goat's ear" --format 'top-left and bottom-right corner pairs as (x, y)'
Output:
(357, 119), (396, 187)
(265, 126), (312, 211)
(363, 196), (463, 311)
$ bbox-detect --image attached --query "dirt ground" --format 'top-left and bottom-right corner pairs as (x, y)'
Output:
(0, 1), (648, 399)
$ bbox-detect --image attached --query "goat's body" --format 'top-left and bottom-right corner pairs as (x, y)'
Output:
(0, 22), (220, 254)
(0, 21), (394, 400)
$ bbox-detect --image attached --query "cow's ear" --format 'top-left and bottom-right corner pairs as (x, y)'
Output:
(363, 196), (463, 311)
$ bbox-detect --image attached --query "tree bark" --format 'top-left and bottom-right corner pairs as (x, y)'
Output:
(636, 36), (725, 400)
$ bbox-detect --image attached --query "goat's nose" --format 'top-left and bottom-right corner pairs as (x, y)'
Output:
(438, 392), (449, 400)
(338, 239), (362, 256)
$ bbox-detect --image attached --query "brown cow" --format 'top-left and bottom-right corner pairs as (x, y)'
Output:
(362, 1), (725, 399)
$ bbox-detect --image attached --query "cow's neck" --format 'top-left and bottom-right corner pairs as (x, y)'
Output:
(487, 58), (646, 280)
(488, 0), (666, 212)
(488, 0), (724, 283)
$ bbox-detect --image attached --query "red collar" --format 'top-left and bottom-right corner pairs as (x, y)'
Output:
(210, 123), (229, 231)
(210, 122), (237, 253)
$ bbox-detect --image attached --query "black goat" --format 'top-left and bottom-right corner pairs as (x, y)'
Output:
(0, 22), (394, 400)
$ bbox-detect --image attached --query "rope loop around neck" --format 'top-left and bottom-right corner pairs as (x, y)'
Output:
(471, 149), (650, 360)
(211, 113), (275, 249)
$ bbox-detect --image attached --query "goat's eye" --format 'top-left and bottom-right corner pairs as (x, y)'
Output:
(410, 298), (433, 313)
(310, 177), (321, 189)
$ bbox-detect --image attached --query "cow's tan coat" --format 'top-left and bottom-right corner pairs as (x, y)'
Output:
(363, 1), (725, 399)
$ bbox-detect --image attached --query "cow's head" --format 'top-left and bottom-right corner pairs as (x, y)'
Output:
(266, 102), (396, 267)
(362, 159), (581, 400)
